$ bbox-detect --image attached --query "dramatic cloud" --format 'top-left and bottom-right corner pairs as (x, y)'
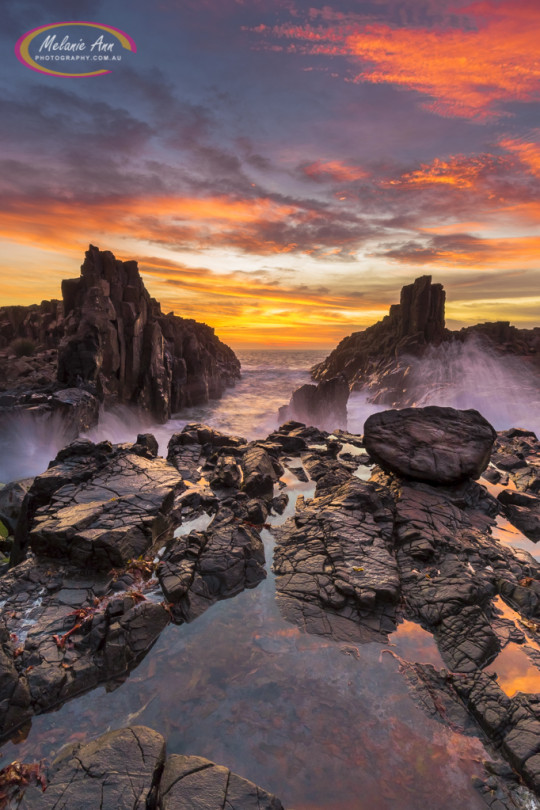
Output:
(376, 233), (540, 270)
(257, 0), (540, 119)
(2, 0), (539, 345)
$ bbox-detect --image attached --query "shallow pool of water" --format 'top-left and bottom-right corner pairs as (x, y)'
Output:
(0, 518), (496, 810)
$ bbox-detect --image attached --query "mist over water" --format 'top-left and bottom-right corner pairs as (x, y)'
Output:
(84, 349), (326, 456)
(404, 337), (540, 435)
(1, 343), (539, 484)
(0, 351), (324, 483)
(0, 411), (80, 484)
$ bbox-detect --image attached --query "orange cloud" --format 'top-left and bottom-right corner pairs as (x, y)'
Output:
(0, 192), (364, 259)
(500, 135), (540, 178)
(382, 154), (508, 189)
(265, 1), (540, 119)
(303, 160), (368, 182)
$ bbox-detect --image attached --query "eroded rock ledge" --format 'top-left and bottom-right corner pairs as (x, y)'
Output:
(0, 427), (275, 742)
(270, 408), (540, 797)
(7, 725), (285, 809)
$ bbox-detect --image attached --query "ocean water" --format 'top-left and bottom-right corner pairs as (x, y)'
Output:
(86, 349), (330, 453)
(2, 344), (539, 484)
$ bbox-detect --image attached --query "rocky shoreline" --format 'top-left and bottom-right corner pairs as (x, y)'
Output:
(2, 260), (540, 809)
(309, 275), (540, 414)
(0, 403), (540, 806)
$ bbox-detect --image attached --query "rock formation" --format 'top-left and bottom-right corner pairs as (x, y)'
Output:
(57, 245), (240, 421)
(363, 406), (497, 485)
(0, 245), (241, 429)
(0, 301), (63, 350)
(270, 409), (540, 795)
(312, 275), (448, 387)
(11, 435), (184, 569)
(0, 423), (283, 741)
(312, 274), (540, 407)
(3, 405), (540, 799)
(278, 374), (349, 432)
(12, 725), (285, 809)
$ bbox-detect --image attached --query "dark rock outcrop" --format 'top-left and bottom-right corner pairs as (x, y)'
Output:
(57, 245), (240, 422)
(0, 429), (269, 741)
(0, 301), (63, 350)
(157, 507), (266, 622)
(241, 445), (281, 499)
(5, 408), (540, 799)
(312, 275), (447, 388)
(0, 245), (241, 432)
(312, 275), (540, 408)
(12, 438), (183, 569)
(13, 726), (285, 810)
(492, 428), (540, 495)
(268, 411), (540, 794)
(278, 374), (349, 432)
(364, 406), (497, 485)
(274, 476), (399, 643)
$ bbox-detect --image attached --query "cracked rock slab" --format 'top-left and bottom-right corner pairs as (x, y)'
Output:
(16, 439), (183, 570)
(18, 725), (166, 810)
(158, 754), (284, 810)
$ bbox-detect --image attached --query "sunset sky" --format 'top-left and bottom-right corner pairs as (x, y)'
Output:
(2, 0), (540, 348)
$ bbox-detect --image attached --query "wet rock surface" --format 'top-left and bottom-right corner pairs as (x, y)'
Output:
(0, 427), (273, 743)
(364, 406), (497, 485)
(269, 415), (540, 796)
(10, 725), (285, 810)
(159, 753), (285, 810)
(3, 408), (540, 800)
(274, 476), (398, 643)
(278, 374), (349, 432)
(12, 437), (184, 569)
(17, 725), (165, 810)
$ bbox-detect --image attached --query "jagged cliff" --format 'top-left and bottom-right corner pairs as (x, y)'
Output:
(312, 275), (540, 405)
(312, 276), (448, 386)
(0, 245), (240, 423)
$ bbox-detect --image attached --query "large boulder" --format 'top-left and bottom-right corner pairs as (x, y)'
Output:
(363, 406), (496, 485)
(241, 445), (280, 499)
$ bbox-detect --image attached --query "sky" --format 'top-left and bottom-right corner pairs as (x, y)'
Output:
(1, 0), (540, 349)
